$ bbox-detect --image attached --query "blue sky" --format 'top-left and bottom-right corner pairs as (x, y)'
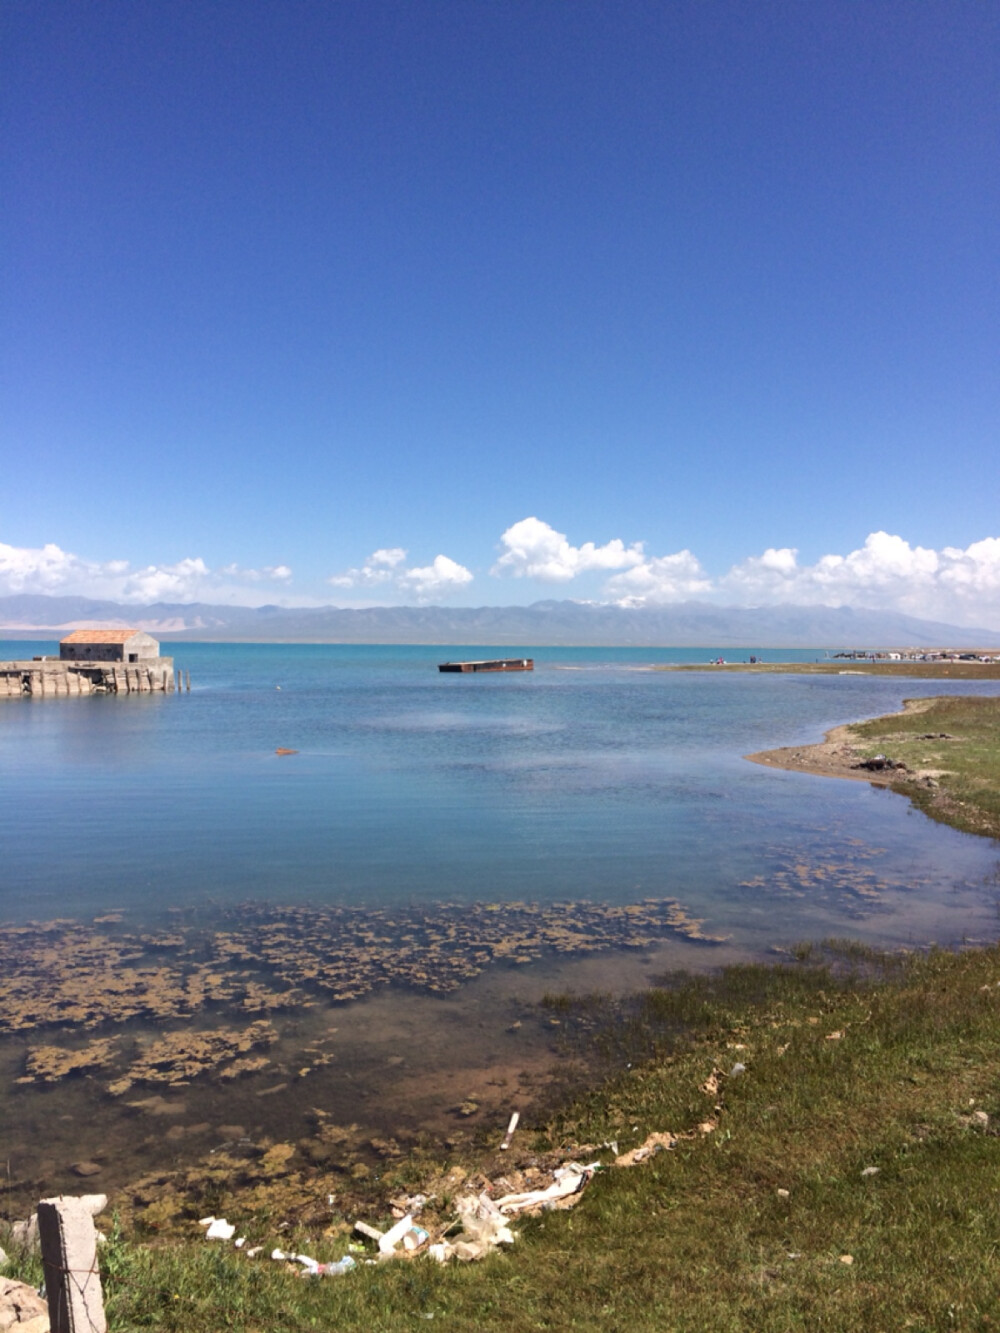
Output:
(3, 1), (999, 624)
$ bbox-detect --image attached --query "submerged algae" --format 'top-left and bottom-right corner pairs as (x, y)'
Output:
(0, 896), (724, 1055)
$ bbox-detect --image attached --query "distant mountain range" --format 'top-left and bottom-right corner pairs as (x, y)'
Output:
(1, 592), (998, 649)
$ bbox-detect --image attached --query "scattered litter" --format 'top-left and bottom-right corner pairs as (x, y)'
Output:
(500, 1111), (520, 1151)
(972, 1110), (990, 1128)
(494, 1162), (599, 1213)
(179, 1063), (756, 1281)
(388, 1192), (432, 1219)
(777, 1188), (790, 1198)
(354, 1221), (384, 1242)
(454, 1193), (516, 1257)
(825, 1031), (844, 1041)
(860, 1166), (879, 1178)
(315, 1257), (357, 1277)
(839, 1254), (854, 1265)
(615, 1133), (676, 1167)
(271, 1247), (356, 1277)
(378, 1214), (415, 1256)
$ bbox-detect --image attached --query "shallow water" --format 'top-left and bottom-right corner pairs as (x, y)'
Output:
(2, 642), (998, 1212)
(2, 642), (998, 947)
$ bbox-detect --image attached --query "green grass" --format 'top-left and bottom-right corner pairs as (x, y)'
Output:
(7, 944), (1000, 1330)
(849, 695), (1000, 837)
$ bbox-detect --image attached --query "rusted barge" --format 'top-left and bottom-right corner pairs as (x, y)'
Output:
(438, 658), (534, 673)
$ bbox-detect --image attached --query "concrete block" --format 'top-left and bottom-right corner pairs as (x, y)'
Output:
(37, 1197), (106, 1333)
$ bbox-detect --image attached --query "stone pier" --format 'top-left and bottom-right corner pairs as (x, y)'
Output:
(0, 657), (176, 698)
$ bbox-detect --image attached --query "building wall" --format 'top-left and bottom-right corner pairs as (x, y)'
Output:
(60, 632), (161, 662)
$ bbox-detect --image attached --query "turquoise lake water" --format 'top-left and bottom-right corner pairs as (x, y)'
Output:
(3, 641), (998, 955)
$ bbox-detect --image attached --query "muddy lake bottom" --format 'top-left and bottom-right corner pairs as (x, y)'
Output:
(1, 918), (753, 1217)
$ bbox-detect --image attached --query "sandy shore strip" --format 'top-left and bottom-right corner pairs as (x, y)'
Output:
(744, 698), (937, 784)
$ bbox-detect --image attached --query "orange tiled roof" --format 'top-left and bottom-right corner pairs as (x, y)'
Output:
(60, 629), (145, 644)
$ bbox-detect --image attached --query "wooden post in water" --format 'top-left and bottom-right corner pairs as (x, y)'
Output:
(37, 1195), (107, 1333)
(185, 670), (191, 692)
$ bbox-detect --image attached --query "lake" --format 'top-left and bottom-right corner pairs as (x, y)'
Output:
(2, 641), (998, 1213)
(2, 642), (998, 949)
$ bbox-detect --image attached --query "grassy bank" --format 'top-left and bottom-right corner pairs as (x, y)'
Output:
(5, 693), (1000, 1331)
(849, 695), (1000, 839)
(749, 694), (1000, 841)
(6, 944), (1000, 1331)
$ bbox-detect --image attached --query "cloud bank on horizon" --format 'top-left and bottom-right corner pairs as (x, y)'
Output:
(3, 519), (1000, 629)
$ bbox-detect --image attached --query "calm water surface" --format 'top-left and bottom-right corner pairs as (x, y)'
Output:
(3, 641), (998, 953)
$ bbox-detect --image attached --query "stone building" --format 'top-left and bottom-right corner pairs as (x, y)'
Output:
(59, 629), (162, 663)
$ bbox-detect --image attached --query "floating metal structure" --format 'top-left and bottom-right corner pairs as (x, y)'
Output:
(438, 658), (534, 673)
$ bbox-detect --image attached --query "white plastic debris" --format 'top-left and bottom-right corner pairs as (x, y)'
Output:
(271, 1247), (356, 1277)
(500, 1111), (520, 1151)
(378, 1214), (415, 1256)
(730, 1062), (746, 1077)
(860, 1166), (880, 1178)
(205, 1218), (236, 1241)
(354, 1220), (384, 1242)
(438, 1192), (517, 1260)
(494, 1163), (599, 1215)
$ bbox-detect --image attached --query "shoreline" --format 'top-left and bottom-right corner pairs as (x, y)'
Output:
(746, 693), (1000, 841)
(744, 698), (939, 786)
(660, 659), (1000, 678)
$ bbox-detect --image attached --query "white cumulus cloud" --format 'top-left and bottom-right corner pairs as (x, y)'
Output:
(721, 532), (1000, 627)
(492, 517), (646, 581)
(401, 554), (475, 600)
(329, 548), (473, 602)
(604, 550), (713, 605)
(0, 540), (296, 605)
